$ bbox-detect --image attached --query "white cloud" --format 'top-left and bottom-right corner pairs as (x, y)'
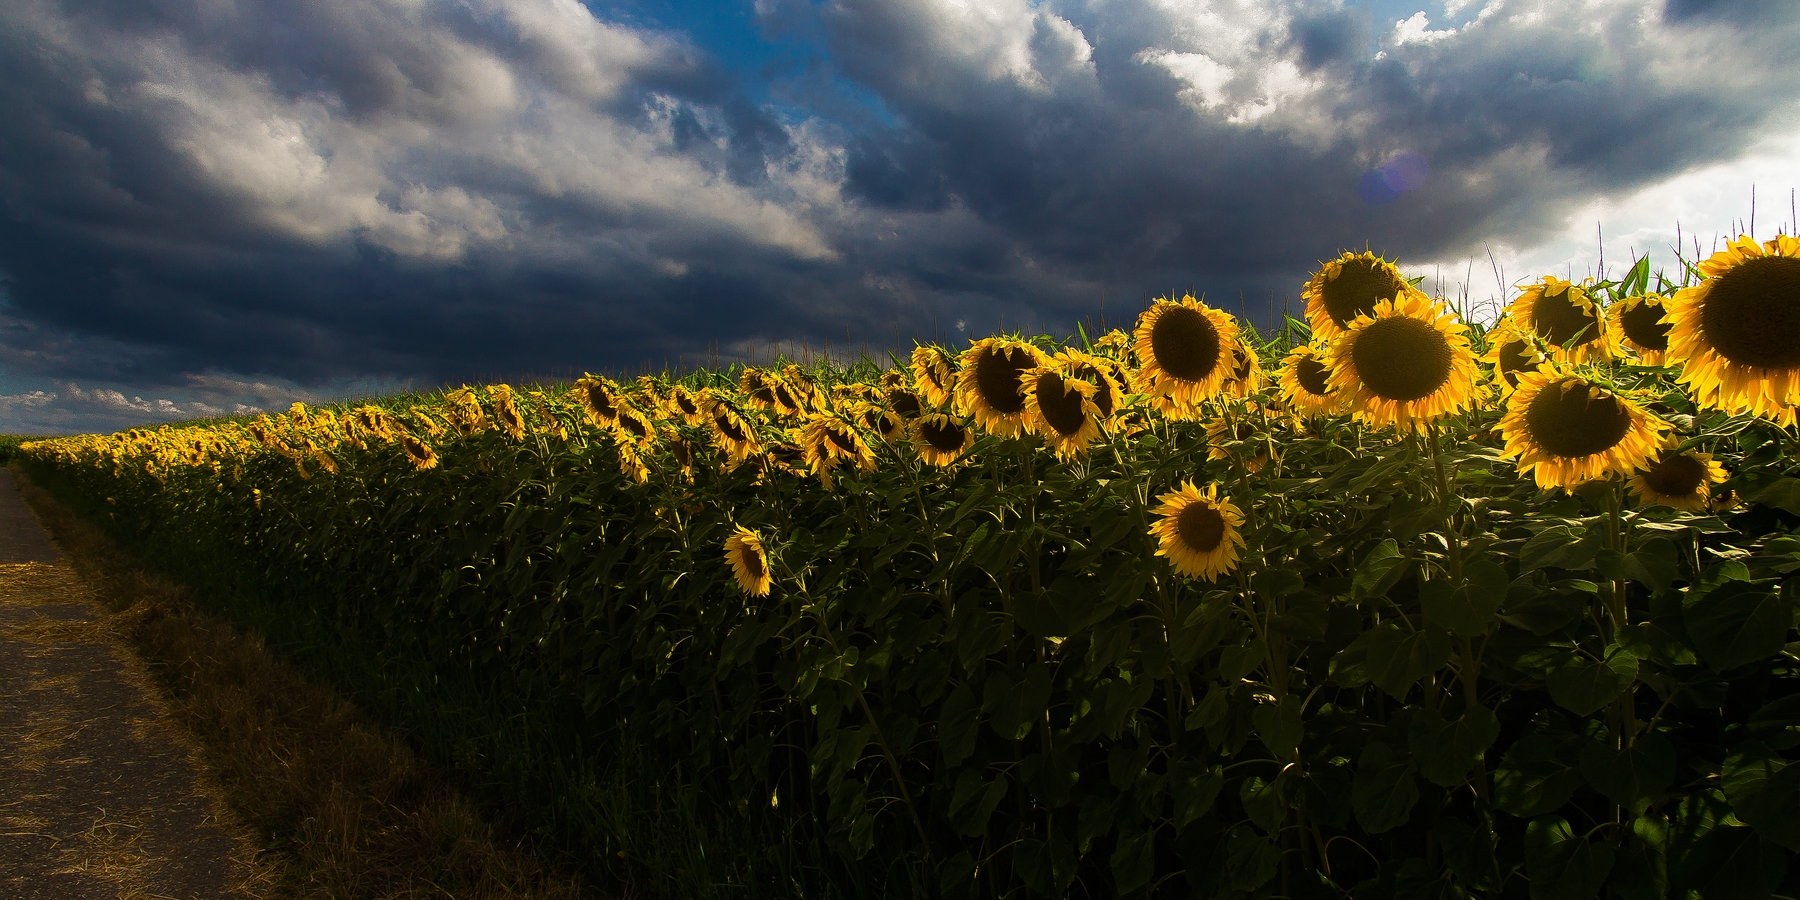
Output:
(1393, 11), (1457, 44)
(0, 390), (56, 410)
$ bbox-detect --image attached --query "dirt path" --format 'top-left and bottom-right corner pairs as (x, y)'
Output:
(0, 469), (266, 899)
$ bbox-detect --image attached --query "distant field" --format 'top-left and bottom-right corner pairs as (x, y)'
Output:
(15, 239), (1800, 899)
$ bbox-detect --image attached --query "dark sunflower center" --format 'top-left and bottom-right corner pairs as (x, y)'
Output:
(861, 409), (887, 432)
(1643, 453), (1707, 497)
(974, 347), (1033, 414)
(825, 427), (858, 454)
(1350, 317), (1454, 402)
(739, 545), (766, 580)
(774, 385), (799, 409)
(1322, 258), (1409, 327)
(1149, 306), (1222, 381)
(1619, 300), (1670, 352)
(1034, 372), (1089, 436)
(1497, 339), (1537, 388)
(1524, 381), (1631, 458)
(770, 444), (804, 465)
(1531, 286), (1602, 347)
(716, 414), (747, 443)
(1175, 503), (1226, 553)
(619, 414), (648, 438)
(1072, 365), (1116, 416)
(1699, 255), (1800, 369)
(676, 394), (698, 415)
(921, 419), (967, 453)
(1295, 356), (1332, 396)
(587, 387), (615, 417)
(673, 440), (693, 467)
(889, 390), (924, 418)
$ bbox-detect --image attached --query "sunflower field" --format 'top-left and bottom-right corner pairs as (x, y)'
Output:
(18, 234), (1800, 899)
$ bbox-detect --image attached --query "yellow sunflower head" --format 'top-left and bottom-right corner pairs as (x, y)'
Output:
(1666, 234), (1800, 427)
(1221, 337), (1267, 399)
(913, 413), (975, 467)
(704, 392), (759, 466)
(663, 428), (696, 480)
(740, 368), (780, 410)
(1303, 251), (1427, 342)
(853, 401), (907, 443)
(634, 375), (666, 407)
(574, 375), (621, 428)
(955, 337), (1049, 437)
(1627, 444), (1728, 513)
(1057, 350), (1127, 423)
(762, 439), (810, 480)
(616, 438), (651, 484)
(399, 432), (438, 470)
(724, 527), (774, 598)
(911, 345), (959, 408)
(1091, 328), (1134, 362)
(666, 384), (707, 425)
(1149, 481), (1247, 581)
(801, 412), (876, 487)
(444, 387), (487, 436)
(1327, 293), (1478, 429)
(887, 387), (926, 420)
(1480, 318), (1551, 398)
(609, 402), (655, 447)
(1278, 343), (1341, 415)
(1205, 415), (1270, 472)
(1509, 276), (1615, 363)
(1498, 371), (1667, 490)
(1608, 293), (1673, 366)
(1132, 295), (1240, 415)
(490, 384), (528, 441)
(1020, 367), (1103, 460)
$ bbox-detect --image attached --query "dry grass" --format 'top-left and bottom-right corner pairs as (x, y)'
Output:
(13, 469), (600, 900)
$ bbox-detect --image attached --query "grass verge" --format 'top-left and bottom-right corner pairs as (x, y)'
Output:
(13, 466), (598, 900)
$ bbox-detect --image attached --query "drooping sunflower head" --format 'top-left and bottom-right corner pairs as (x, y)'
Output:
(1627, 443), (1728, 513)
(740, 368), (779, 410)
(724, 527), (774, 598)
(1058, 350), (1127, 422)
(1091, 328), (1134, 363)
(1327, 293), (1478, 428)
(1303, 251), (1425, 342)
(704, 392), (759, 466)
(1666, 234), (1800, 426)
(1020, 367), (1103, 460)
(444, 387), (487, 436)
(761, 439), (809, 480)
(1278, 344), (1341, 415)
(913, 413), (975, 467)
(663, 428), (696, 480)
(1510, 276), (1615, 363)
(666, 384), (707, 425)
(780, 365), (820, 406)
(1204, 416), (1270, 472)
(956, 337), (1048, 437)
(1221, 337), (1267, 399)
(1608, 293), (1673, 365)
(887, 387), (926, 420)
(1480, 318), (1550, 397)
(911, 345), (958, 407)
(634, 375), (666, 407)
(1132, 295), (1240, 414)
(770, 379), (808, 418)
(610, 402), (655, 446)
(1149, 481), (1246, 581)
(1498, 371), (1666, 490)
(399, 433), (438, 470)
(490, 384), (528, 441)
(616, 438), (651, 484)
(801, 412), (875, 486)
(853, 402), (907, 443)
(574, 375), (620, 428)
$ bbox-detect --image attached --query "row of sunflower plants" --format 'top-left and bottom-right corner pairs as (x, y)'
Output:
(19, 233), (1800, 899)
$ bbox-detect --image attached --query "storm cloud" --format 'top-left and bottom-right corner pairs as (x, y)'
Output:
(1, 0), (1797, 432)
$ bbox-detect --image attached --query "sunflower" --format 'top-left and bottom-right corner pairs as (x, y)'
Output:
(1057, 350), (1127, 423)
(913, 414), (975, 467)
(634, 375), (666, 407)
(574, 375), (621, 429)
(1609, 293), (1673, 366)
(1133, 295), (1239, 415)
(663, 428), (696, 480)
(853, 402), (907, 442)
(610, 402), (655, 446)
(617, 438), (651, 484)
(491, 384), (528, 441)
(740, 369), (780, 411)
(833, 382), (881, 407)
(1480, 318), (1551, 398)
(705, 393), (759, 466)
(1205, 415), (1270, 472)
(1303, 251), (1427, 342)
(1498, 371), (1666, 489)
(762, 440), (810, 480)
(1091, 329), (1134, 363)
(1149, 481), (1246, 581)
(1278, 344), (1341, 415)
(724, 527), (773, 597)
(770, 379), (808, 418)
(665, 385), (707, 425)
(1509, 276), (1615, 363)
(528, 391), (570, 441)
(1665, 234), (1800, 426)
(1327, 293), (1478, 429)
(1628, 444), (1728, 512)
(1221, 338), (1267, 400)
(887, 387), (926, 419)
(956, 338), (1048, 437)
(1020, 367), (1103, 460)
(802, 412), (876, 487)
(399, 433), (439, 470)
(444, 387), (487, 436)
(911, 346), (958, 408)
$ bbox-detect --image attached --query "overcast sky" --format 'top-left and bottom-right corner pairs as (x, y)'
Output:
(2, 0), (1797, 434)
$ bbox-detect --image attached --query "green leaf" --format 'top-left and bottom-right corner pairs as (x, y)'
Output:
(1722, 741), (1800, 851)
(1099, 675), (1155, 740)
(1547, 653), (1637, 717)
(946, 768), (1008, 836)
(1578, 732), (1675, 814)
(985, 662), (1053, 740)
(1672, 825), (1791, 900)
(1352, 742), (1420, 834)
(1495, 734), (1585, 818)
(1684, 580), (1796, 672)
(1252, 694), (1305, 758)
(1169, 760), (1223, 831)
(1499, 577), (1589, 636)
(1421, 561), (1506, 636)
(1110, 823), (1157, 895)
(1014, 835), (1078, 894)
(1240, 771), (1293, 834)
(1364, 622), (1452, 701)
(1524, 815), (1616, 900)
(1436, 818), (1498, 891)
(1353, 538), (1407, 602)
(1225, 824), (1282, 891)
(1407, 703), (1500, 787)
(1218, 637), (1268, 682)
(1743, 476), (1800, 515)
(938, 682), (980, 766)
(1521, 526), (1599, 572)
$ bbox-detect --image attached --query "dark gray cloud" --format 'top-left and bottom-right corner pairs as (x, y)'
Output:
(2, 0), (1798, 433)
